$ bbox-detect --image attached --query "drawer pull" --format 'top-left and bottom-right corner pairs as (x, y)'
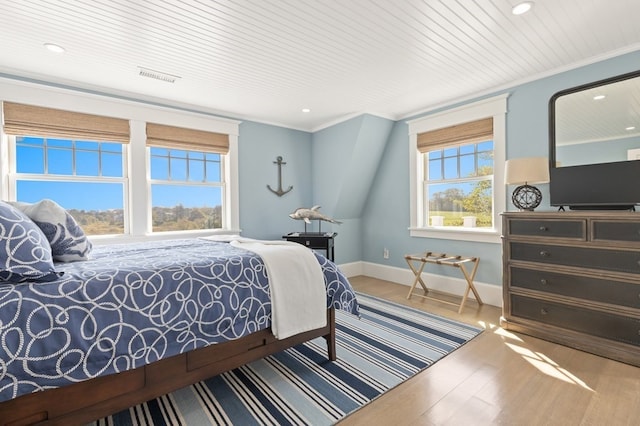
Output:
(541, 308), (549, 315)
(540, 251), (550, 257)
(539, 226), (547, 232)
(540, 279), (548, 285)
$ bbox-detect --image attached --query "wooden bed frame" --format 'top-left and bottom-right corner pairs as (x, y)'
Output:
(0, 309), (336, 426)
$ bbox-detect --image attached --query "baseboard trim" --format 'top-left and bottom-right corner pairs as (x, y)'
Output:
(338, 261), (502, 308)
(337, 261), (364, 278)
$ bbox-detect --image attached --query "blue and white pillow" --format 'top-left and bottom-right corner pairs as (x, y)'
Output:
(0, 201), (60, 283)
(10, 199), (93, 262)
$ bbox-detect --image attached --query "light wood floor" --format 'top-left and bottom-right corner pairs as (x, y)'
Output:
(339, 276), (640, 426)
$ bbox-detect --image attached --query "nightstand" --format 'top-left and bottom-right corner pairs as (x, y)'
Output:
(283, 232), (336, 262)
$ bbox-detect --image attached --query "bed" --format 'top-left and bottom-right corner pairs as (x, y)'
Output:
(0, 237), (359, 425)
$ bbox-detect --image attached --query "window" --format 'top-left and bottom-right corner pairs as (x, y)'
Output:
(1, 99), (240, 241)
(425, 140), (494, 228)
(146, 122), (229, 233)
(13, 136), (127, 235)
(149, 147), (224, 232)
(408, 94), (508, 243)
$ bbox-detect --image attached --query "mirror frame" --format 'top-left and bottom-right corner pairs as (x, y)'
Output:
(548, 68), (640, 171)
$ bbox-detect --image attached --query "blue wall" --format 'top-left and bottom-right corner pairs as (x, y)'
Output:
(359, 50), (640, 286)
(237, 121), (313, 240)
(236, 50), (640, 287)
(311, 114), (393, 264)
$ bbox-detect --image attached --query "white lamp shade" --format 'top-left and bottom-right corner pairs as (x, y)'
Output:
(504, 157), (550, 185)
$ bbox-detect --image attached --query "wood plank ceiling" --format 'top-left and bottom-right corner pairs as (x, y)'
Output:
(0, 0), (639, 131)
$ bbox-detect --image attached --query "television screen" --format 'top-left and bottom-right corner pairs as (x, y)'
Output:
(549, 162), (640, 209)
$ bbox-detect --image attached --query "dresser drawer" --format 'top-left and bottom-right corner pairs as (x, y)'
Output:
(285, 235), (327, 247)
(509, 242), (640, 274)
(506, 218), (586, 239)
(592, 220), (640, 244)
(509, 266), (640, 309)
(511, 295), (640, 346)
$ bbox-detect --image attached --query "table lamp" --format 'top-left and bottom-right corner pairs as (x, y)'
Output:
(504, 157), (550, 211)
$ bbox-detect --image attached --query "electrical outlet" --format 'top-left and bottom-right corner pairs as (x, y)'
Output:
(383, 248), (389, 259)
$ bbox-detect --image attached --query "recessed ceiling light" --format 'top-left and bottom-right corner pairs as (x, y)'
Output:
(44, 43), (65, 53)
(512, 1), (533, 15)
(301, 108), (311, 113)
(626, 126), (636, 131)
(593, 95), (606, 100)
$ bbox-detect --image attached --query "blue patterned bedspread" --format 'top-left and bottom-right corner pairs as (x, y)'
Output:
(0, 238), (359, 402)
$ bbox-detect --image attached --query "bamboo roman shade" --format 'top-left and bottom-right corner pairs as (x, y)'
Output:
(417, 117), (493, 153)
(146, 123), (229, 154)
(3, 102), (130, 143)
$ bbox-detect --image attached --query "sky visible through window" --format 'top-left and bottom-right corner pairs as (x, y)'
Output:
(16, 137), (222, 212)
(426, 141), (493, 192)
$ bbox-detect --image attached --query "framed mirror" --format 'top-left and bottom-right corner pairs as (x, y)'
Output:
(548, 70), (640, 209)
(550, 70), (640, 168)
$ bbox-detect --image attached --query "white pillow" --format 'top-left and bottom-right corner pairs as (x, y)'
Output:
(10, 199), (92, 262)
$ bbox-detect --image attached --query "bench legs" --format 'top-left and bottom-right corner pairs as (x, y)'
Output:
(405, 253), (483, 314)
(457, 258), (482, 313)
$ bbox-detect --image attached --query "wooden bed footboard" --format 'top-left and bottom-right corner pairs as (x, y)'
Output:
(0, 309), (336, 426)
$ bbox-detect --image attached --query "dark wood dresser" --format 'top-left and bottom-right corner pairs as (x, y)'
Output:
(501, 211), (640, 367)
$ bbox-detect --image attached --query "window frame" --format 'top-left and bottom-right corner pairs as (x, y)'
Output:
(407, 94), (508, 244)
(7, 135), (130, 235)
(147, 146), (226, 233)
(0, 86), (240, 244)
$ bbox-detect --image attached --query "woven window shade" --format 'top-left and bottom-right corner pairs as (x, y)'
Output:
(146, 122), (229, 154)
(417, 117), (493, 152)
(3, 102), (130, 143)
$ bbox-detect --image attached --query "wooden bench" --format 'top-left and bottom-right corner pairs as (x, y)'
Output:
(405, 252), (483, 313)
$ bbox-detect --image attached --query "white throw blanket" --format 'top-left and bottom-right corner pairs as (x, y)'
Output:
(205, 236), (326, 339)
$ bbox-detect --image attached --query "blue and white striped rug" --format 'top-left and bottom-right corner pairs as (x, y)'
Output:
(92, 293), (482, 426)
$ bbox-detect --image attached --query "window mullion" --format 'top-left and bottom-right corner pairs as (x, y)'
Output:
(186, 151), (190, 181)
(475, 144), (479, 173)
(72, 141), (77, 176)
(44, 138), (49, 174)
(98, 143), (103, 177)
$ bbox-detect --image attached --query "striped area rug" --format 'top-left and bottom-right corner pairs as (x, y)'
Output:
(92, 293), (482, 426)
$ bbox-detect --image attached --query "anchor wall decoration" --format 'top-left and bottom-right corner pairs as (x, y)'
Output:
(267, 156), (293, 197)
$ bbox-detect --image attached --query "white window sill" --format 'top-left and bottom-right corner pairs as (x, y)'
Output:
(409, 227), (501, 244)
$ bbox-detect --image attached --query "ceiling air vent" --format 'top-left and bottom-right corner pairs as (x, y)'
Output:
(138, 67), (180, 83)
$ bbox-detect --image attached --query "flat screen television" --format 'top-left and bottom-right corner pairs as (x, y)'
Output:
(549, 69), (640, 210)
